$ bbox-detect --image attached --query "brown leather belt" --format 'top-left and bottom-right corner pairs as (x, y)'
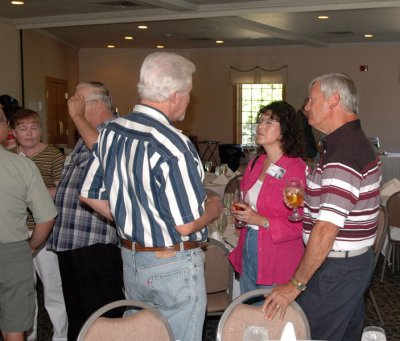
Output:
(121, 239), (200, 252)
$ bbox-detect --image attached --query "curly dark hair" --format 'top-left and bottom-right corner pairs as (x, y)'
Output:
(256, 100), (304, 157)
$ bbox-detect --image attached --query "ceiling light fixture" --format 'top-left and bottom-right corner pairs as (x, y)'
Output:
(138, 25), (148, 30)
(318, 15), (329, 20)
(11, 1), (24, 5)
(107, 45), (115, 48)
(364, 34), (373, 38)
(216, 40), (224, 44)
(157, 45), (164, 49)
(124, 36), (133, 40)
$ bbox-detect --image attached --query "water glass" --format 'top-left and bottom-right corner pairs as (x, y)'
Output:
(223, 193), (234, 216)
(243, 325), (268, 341)
(204, 161), (213, 173)
(215, 165), (221, 175)
(221, 163), (228, 175)
(361, 326), (386, 341)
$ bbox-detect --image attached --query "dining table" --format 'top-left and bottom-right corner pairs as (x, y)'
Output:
(379, 152), (400, 185)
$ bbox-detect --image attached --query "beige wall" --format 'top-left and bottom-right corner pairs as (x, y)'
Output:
(22, 30), (79, 142)
(79, 44), (400, 151)
(0, 21), (21, 103)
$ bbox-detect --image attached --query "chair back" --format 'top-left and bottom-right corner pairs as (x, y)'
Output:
(203, 238), (233, 315)
(373, 204), (389, 269)
(77, 299), (175, 341)
(386, 190), (400, 239)
(216, 288), (311, 341)
(224, 174), (243, 196)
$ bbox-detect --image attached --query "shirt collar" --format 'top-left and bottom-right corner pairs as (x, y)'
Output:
(96, 112), (119, 131)
(133, 104), (172, 126)
(325, 119), (360, 150)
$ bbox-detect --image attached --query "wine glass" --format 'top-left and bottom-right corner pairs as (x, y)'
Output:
(233, 190), (248, 228)
(223, 192), (234, 216)
(214, 165), (221, 175)
(221, 163), (228, 175)
(214, 212), (227, 239)
(284, 178), (304, 222)
(361, 326), (386, 341)
(204, 161), (213, 173)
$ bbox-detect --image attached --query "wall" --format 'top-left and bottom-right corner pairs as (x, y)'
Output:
(0, 21), (21, 103)
(79, 43), (400, 152)
(22, 30), (79, 143)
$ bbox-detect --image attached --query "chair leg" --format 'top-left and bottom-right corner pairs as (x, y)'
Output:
(380, 243), (391, 282)
(369, 288), (384, 326)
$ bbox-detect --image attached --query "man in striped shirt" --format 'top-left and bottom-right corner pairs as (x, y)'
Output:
(80, 52), (222, 341)
(263, 73), (381, 340)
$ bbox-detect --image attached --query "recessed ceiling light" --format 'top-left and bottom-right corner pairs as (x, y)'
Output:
(124, 36), (133, 40)
(157, 45), (165, 49)
(138, 25), (148, 30)
(11, 1), (24, 5)
(318, 15), (329, 20)
(364, 34), (374, 38)
(107, 45), (115, 48)
(216, 40), (224, 44)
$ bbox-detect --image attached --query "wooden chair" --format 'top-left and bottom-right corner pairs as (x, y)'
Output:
(202, 238), (233, 316)
(381, 191), (400, 281)
(368, 204), (389, 325)
(76, 299), (175, 341)
(216, 288), (311, 341)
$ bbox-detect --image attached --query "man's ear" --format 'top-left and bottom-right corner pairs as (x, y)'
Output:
(169, 91), (178, 104)
(329, 92), (340, 109)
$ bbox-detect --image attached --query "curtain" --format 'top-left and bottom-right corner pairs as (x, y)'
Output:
(230, 65), (288, 84)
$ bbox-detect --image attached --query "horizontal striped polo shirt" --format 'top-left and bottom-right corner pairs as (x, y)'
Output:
(303, 119), (382, 251)
(81, 104), (207, 247)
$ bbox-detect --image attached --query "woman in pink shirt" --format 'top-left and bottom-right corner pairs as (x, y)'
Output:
(229, 101), (307, 295)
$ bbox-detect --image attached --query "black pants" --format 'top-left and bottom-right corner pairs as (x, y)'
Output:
(57, 243), (125, 341)
(297, 249), (374, 341)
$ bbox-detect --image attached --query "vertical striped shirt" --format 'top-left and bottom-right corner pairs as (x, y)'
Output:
(81, 104), (207, 247)
(303, 120), (382, 251)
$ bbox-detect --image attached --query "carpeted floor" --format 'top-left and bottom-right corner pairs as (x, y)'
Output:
(33, 257), (399, 341)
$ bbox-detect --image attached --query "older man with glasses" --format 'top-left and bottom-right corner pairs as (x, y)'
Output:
(47, 82), (125, 341)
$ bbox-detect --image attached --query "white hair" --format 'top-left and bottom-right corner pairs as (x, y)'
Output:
(76, 81), (112, 110)
(138, 52), (196, 102)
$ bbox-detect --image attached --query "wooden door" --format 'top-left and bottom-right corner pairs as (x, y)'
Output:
(46, 77), (69, 146)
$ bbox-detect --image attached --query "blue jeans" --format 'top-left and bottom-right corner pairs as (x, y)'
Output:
(241, 229), (274, 298)
(121, 247), (206, 341)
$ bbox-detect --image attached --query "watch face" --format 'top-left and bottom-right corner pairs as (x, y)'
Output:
(298, 284), (306, 291)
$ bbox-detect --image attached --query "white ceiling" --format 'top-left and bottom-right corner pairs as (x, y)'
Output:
(1, 0), (400, 49)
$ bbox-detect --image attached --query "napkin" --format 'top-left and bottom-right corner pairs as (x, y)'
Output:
(380, 178), (400, 197)
(212, 174), (229, 185)
(280, 322), (297, 341)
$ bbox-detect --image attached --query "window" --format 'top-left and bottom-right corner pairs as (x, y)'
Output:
(237, 83), (284, 145)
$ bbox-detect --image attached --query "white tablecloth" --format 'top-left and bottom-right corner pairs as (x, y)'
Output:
(380, 153), (400, 184)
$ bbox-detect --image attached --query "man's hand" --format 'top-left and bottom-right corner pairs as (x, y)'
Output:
(68, 93), (86, 119)
(262, 282), (301, 320)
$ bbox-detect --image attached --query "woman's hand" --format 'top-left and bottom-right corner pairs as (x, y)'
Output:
(231, 203), (265, 226)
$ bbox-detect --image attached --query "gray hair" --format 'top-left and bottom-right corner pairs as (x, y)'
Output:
(309, 73), (359, 114)
(138, 52), (196, 102)
(77, 81), (112, 110)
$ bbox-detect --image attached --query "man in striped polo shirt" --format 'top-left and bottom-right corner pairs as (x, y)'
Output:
(80, 52), (222, 341)
(263, 73), (381, 340)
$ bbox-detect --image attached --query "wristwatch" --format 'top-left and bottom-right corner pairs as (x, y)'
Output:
(263, 218), (270, 229)
(290, 277), (306, 292)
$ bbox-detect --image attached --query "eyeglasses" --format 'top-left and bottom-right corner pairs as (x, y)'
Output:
(257, 118), (279, 126)
(85, 99), (98, 104)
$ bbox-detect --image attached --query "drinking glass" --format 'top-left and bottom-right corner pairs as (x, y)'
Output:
(284, 178), (304, 222)
(223, 192), (234, 216)
(361, 326), (386, 341)
(214, 212), (227, 239)
(243, 325), (268, 341)
(233, 190), (248, 228)
(214, 165), (221, 175)
(221, 163), (228, 175)
(204, 161), (213, 173)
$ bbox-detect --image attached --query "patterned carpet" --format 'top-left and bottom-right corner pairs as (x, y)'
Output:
(32, 257), (399, 340)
